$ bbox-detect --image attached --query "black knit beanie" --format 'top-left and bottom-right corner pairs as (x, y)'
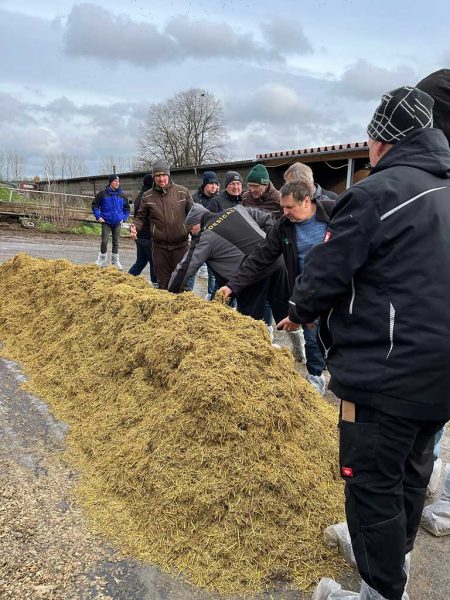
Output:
(416, 69), (450, 143)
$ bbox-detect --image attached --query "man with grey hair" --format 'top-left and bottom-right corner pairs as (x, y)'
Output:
(284, 161), (337, 201)
(282, 86), (450, 600)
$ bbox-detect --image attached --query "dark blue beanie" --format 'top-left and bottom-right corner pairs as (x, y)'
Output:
(108, 174), (119, 184)
(202, 171), (219, 185)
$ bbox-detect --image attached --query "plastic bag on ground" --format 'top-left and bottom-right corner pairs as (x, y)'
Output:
(441, 463), (450, 501)
(422, 462), (450, 536)
(426, 458), (442, 496)
(324, 522), (356, 566)
(312, 577), (359, 600)
(421, 499), (450, 536)
(360, 580), (410, 600)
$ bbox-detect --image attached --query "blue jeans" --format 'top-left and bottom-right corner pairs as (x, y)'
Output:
(263, 302), (273, 327)
(433, 425), (446, 459)
(128, 238), (157, 284)
(303, 322), (325, 376)
(207, 265), (217, 298)
(186, 273), (195, 291)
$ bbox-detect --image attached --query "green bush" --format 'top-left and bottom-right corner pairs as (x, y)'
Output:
(70, 223), (102, 235)
(38, 221), (58, 232)
(0, 187), (22, 202)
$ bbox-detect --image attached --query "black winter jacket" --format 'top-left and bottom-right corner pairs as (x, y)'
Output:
(192, 187), (218, 209)
(133, 185), (152, 240)
(227, 198), (334, 295)
(289, 128), (450, 421)
(207, 190), (242, 212)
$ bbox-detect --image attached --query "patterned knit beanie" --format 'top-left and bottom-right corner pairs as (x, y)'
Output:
(367, 86), (434, 143)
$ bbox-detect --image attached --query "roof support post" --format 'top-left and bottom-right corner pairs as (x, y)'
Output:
(346, 158), (355, 189)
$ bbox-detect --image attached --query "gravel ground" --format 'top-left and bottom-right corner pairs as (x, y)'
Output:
(0, 222), (448, 600)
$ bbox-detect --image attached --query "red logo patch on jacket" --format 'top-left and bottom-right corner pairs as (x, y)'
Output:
(324, 230), (332, 243)
(341, 466), (353, 477)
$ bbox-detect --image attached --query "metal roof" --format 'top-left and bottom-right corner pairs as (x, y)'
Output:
(256, 141), (368, 159)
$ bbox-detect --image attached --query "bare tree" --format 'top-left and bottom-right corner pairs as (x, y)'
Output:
(137, 88), (228, 169)
(99, 156), (135, 175)
(0, 152), (5, 180)
(66, 155), (87, 178)
(44, 153), (87, 181)
(6, 151), (25, 181)
(0, 150), (26, 181)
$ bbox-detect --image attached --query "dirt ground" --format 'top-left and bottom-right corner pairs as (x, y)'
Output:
(0, 222), (448, 600)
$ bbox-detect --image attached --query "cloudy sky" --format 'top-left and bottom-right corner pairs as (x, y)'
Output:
(1, 0), (449, 177)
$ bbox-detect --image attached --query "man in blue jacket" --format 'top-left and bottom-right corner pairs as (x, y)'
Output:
(282, 86), (450, 600)
(92, 174), (130, 269)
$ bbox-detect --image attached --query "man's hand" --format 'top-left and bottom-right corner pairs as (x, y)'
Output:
(98, 217), (105, 223)
(130, 224), (137, 240)
(276, 316), (301, 332)
(217, 285), (232, 298)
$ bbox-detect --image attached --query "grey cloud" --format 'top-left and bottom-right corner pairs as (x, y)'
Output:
(225, 83), (330, 129)
(65, 3), (178, 66)
(0, 93), (144, 176)
(64, 4), (294, 68)
(335, 60), (417, 100)
(0, 93), (37, 125)
(260, 17), (313, 55)
(165, 15), (283, 63)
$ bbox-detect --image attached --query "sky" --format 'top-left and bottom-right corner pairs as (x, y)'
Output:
(1, 0), (449, 177)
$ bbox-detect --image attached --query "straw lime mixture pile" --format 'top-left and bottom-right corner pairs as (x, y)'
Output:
(0, 254), (345, 595)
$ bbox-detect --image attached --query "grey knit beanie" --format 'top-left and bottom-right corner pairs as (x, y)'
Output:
(224, 171), (243, 188)
(185, 204), (211, 227)
(152, 158), (171, 176)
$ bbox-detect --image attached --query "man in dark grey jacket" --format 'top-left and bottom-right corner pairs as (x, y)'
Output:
(168, 203), (289, 324)
(284, 86), (450, 600)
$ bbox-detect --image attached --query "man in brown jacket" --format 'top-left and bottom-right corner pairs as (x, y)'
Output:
(131, 158), (193, 289)
(242, 164), (281, 219)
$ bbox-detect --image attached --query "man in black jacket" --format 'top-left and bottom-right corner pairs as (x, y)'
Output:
(128, 174), (158, 285)
(219, 181), (334, 394)
(283, 86), (450, 600)
(207, 171), (243, 212)
(192, 171), (219, 209)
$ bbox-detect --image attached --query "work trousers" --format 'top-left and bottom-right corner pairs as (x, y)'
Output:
(100, 222), (121, 254)
(128, 238), (158, 284)
(152, 243), (188, 290)
(339, 402), (445, 600)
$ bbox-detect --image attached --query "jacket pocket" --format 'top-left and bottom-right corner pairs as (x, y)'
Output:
(339, 419), (379, 483)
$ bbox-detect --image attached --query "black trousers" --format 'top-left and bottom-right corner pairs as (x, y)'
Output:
(339, 402), (445, 600)
(235, 265), (289, 324)
(128, 238), (158, 284)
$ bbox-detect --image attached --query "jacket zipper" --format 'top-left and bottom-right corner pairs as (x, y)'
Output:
(349, 277), (355, 314)
(386, 302), (395, 359)
(318, 307), (333, 359)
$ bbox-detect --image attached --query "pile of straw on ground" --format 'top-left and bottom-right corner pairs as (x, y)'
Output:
(0, 254), (346, 595)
